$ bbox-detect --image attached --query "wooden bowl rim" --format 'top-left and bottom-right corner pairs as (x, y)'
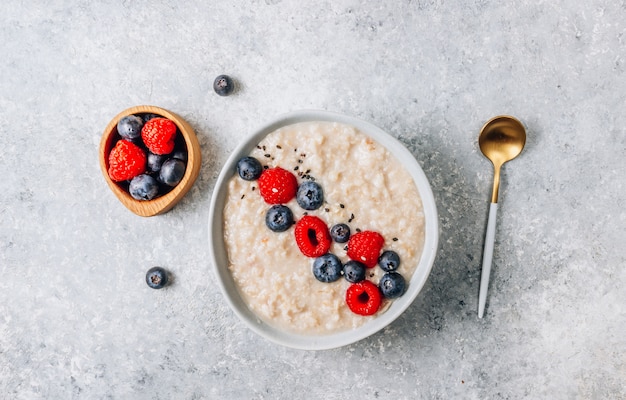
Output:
(99, 105), (201, 217)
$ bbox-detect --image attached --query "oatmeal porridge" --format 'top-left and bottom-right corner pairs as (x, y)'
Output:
(223, 121), (425, 334)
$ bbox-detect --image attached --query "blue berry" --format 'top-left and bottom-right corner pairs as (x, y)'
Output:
(129, 174), (159, 201)
(141, 113), (160, 122)
(265, 205), (294, 232)
(330, 223), (351, 243)
(146, 267), (169, 289)
(343, 260), (366, 283)
(296, 181), (324, 210)
(378, 250), (400, 272)
(214, 74), (234, 96)
(171, 149), (187, 163)
(237, 156), (262, 181)
(312, 253), (343, 283)
(147, 152), (166, 173)
(379, 272), (406, 298)
(159, 159), (186, 186)
(117, 115), (144, 141)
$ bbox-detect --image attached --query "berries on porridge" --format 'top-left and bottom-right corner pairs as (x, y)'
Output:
(379, 272), (406, 299)
(265, 204), (294, 232)
(330, 223), (351, 243)
(343, 260), (366, 283)
(237, 156), (263, 181)
(223, 121), (425, 334)
(346, 280), (382, 316)
(312, 253), (343, 283)
(346, 231), (385, 268)
(294, 215), (332, 258)
(296, 181), (324, 210)
(378, 250), (401, 272)
(258, 167), (298, 204)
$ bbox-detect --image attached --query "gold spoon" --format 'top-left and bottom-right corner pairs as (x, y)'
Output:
(478, 115), (526, 318)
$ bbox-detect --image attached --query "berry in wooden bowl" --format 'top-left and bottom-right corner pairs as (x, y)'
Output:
(99, 105), (201, 217)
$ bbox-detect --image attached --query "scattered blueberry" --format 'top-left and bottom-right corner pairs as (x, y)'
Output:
(296, 181), (324, 210)
(117, 115), (144, 141)
(146, 267), (169, 289)
(379, 272), (406, 298)
(265, 205), (294, 232)
(343, 260), (366, 283)
(213, 74), (234, 96)
(330, 223), (351, 243)
(237, 156), (263, 181)
(378, 250), (401, 272)
(312, 253), (343, 283)
(159, 159), (186, 186)
(147, 152), (166, 173)
(129, 174), (159, 201)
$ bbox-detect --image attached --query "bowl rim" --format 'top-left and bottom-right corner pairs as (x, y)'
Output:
(208, 109), (439, 350)
(99, 105), (202, 217)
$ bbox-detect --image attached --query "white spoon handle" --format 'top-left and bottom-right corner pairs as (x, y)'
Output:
(478, 202), (498, 318)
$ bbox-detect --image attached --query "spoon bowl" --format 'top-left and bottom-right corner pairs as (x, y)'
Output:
(479, 116), (526, 203)
(477, 115), (526, 318)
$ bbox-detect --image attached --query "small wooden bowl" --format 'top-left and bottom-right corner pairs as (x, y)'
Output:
(99, 105), (201, 217)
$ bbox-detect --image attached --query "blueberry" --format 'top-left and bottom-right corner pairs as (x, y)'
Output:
(159, 159), (186, 186)
(378, 250), (400, 272)
(265, 205), (294, 232)
(117, 115), (144, 141)
(171, 149), (187, 163)
(312, 253), (343, 283)
(213, 74), (234, 96)
(237, 156), (262, 181)
(296, 181), (324, 210)
(141, 113), (160, 122)
(379, 272), (406, 298)
(147, 152), (166, 173)
(146, 267), (169, 289)
(343, 260), (366, 283)
(129, 174), (159, 201)
(330, 223), (351, 243)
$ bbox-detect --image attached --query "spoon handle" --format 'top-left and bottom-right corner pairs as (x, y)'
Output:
(478, 202), (498, 318)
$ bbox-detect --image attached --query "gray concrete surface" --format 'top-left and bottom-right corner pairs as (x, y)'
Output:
(1, 1), (624, 399)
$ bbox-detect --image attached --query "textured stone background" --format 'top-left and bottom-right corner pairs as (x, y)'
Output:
(1, 1), (625, 399)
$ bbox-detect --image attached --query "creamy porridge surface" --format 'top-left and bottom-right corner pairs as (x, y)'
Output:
(223, 121), (425, 334)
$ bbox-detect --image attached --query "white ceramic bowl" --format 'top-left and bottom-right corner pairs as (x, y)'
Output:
(208, 110), (439, 350)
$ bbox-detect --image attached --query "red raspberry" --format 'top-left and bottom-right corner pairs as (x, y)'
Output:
(346, 231), (384, 268)
(346, 280), (382, 316)
(294, 215), (331, 258)
(141, 117), (177, 155)
(257, 167), (298, 204)
(108, 140), (146, 182)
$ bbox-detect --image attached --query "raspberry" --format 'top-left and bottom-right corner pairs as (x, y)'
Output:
(346, 231), (384, 268)
(346, 280), (382, 316)
(294, 215), (331, 258)
(108, 140), (146, 182)
(141, 117), (177, 155)
(257, 167), (298, 204)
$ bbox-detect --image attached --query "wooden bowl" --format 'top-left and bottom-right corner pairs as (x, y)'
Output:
(99, 105), (201, 217)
